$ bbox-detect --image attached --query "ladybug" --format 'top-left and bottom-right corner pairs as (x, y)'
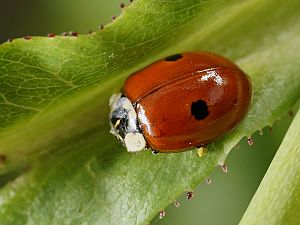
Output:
(109, 52), (251, 153)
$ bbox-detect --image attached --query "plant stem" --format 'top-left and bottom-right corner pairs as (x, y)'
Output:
(239, 108), (300, 225)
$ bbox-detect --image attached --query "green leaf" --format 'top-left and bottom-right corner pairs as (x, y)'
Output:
(239, 108), (300, 225)
(0, 0), (299, 224)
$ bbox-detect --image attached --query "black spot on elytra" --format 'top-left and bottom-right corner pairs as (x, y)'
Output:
(191, 100), (209, 120)
(165, 54), (183, 61)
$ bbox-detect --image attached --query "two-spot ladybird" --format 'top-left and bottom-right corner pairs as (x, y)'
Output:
(109, 52), (251, 153)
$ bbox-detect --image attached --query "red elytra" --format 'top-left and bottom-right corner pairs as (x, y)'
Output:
(110, 52), (251, 153)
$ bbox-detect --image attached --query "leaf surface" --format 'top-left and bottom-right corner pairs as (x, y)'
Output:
(0, 0), (299, 224)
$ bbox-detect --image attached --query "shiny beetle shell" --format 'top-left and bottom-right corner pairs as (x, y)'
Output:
(109, 52), (251, 153)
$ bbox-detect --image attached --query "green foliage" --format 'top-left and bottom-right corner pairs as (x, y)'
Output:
(239, 108), (300, 225)
(0, 0), (299, 224)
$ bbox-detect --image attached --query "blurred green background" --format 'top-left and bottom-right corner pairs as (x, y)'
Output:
(0, 1), (294, 224)
(0, 0), (122, 43)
